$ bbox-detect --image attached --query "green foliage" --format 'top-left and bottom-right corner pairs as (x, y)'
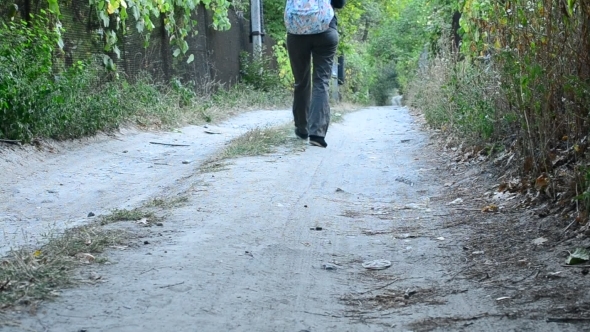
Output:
(0, 12), (60, 141)
(370, 63), (399, 106)
(0, 12), (188, 141)
(64, 0), (232, 62)
(340, 42), (373, 104)
(239, 51), (284, 91)
(457, 0), (590, 168)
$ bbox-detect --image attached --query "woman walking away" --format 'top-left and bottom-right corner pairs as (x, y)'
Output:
(284, 0), (346, 148)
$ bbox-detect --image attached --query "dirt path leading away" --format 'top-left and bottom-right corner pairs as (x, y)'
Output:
(2, 107), (583, 331)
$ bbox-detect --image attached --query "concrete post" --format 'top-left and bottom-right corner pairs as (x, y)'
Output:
(250, 0), (263, 58)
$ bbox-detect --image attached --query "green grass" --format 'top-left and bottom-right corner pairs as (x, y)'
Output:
(200, 125), (304, 173)
(146, 196), (189, 209)
(99, 208), (157, 225)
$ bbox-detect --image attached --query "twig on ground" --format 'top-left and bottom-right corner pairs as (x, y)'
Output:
(563, 221), (576, 233)
(157, 281), (185, 289)
(149, 142), (190, 147)
(446, 263), (477, 282)
(357, 279), (399, 294)
(139, 267), (157, 275)
(0, 139), (21, 145)
(553, 235), (578, 247)
(303, 310), (342, 318)
(511, 270), (539, 283)
(561, 265), (590, 268)
(547, 317), (590, 323)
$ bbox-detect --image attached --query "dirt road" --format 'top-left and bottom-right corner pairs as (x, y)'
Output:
(1, 106), (584, 331)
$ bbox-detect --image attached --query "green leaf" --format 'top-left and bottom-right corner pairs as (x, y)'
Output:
(136, 20), (145, 33)
(173, 48), (181, 57)
(187, 54), (194, 64)
(566, 248), (590, 265)
(120, 7), (128, 20)
(47, 0), (61, 15)
(100, 11), (110, 27)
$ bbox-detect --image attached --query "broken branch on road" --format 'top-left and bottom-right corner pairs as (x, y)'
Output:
(149, 141), (190, 147)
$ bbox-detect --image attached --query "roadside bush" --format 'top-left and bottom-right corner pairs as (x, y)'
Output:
(0, 12), (58, 141)
(239, 51), (284, 92)
(406, 38), (504, 142)
(340, 42), (373, 105)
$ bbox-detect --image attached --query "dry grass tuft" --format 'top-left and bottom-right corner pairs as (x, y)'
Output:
(0, 225), (127, 310)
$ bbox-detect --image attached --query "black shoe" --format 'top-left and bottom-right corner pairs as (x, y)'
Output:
(309, 135), (327, 148)
(295, 128), (308, 140)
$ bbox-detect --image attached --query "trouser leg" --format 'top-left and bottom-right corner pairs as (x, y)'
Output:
(286, 34), (312, 135)
(309, 28), (338, 137)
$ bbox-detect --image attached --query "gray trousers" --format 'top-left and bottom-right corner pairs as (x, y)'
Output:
(287, 27), (339, 138)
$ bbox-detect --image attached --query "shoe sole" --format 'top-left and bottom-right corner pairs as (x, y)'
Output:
(309, 140), (327, 148)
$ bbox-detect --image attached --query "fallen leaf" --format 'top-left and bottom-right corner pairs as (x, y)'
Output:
(33, 250), (42, 258)
(532, 237), (548, 245)
(534, 173), (550, 191)
(447, 198), (463, 205)
(547, 271), (563, 278)
(566, 248), (590, 265)
(496, 297), (511, 301)
(76, 253), (96, 263)
(137, 218), (148, 225)
(481, 204), (499, 213)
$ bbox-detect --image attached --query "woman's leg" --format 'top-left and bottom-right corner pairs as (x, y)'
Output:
(286, 34), (313, 137)
(309, 28), (339, 139)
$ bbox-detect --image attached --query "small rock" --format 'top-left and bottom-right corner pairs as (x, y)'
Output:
(89, 271), (101, 280)
(88, 212), (95, 217)
(404, 290), (417, 299)
(156, 222), (164, 227)
(362, 259), (392, 270)
(182, 160), (192, 164)
(322, 263), (340, 270)
(122, 150), (128, 153)
(144, 240), (150, 245)
(582, 269), (589, 275)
